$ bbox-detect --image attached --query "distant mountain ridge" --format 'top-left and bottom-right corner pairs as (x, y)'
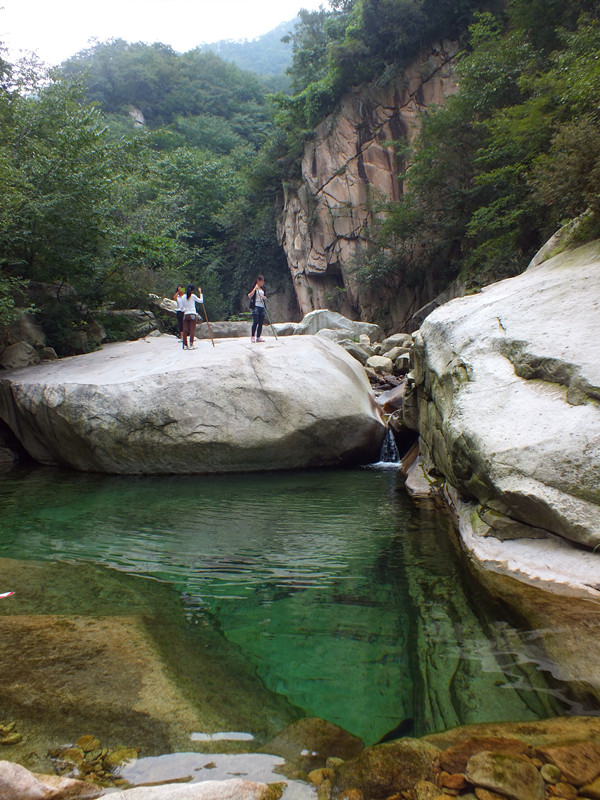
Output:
(197, 18), (296, 77)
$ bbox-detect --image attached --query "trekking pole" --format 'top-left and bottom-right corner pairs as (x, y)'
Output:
(263, 298), (278, 341)
(201, 302), (216, 347)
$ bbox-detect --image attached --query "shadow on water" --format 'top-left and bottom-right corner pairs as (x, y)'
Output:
(0, 464), (597, 752)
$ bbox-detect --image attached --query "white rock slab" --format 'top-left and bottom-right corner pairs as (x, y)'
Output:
(0, 335), (384, 474)
(414, 240), (600, 550)
(110, 778), (275, 800)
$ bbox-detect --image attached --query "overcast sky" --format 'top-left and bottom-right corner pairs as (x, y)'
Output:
(0, 0), (328, 66)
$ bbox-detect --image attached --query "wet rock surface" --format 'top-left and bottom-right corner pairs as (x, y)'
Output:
(3, 713), (600, 800)
(465, 751), (545, 800)
(331, 739), (439, 798)
(0, 759), (102, 799)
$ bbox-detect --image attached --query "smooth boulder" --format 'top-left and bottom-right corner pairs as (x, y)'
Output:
(0, 334), (384, 474)
(411, 240), (600, 552)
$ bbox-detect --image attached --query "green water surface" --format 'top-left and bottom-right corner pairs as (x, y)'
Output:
(0, 464), (590, 747)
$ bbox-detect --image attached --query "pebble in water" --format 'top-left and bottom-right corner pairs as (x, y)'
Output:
(49, 734), (140, 787)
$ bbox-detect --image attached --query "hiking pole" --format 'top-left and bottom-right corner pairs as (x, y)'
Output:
(201, 302), (216, 347)
(263, 298), (278, 341)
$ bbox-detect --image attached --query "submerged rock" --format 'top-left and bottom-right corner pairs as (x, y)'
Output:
(259, 717), (364, 772)
(330, 739), (439, 799)
(0, 558), (299, 762)
(534, 740), (600, 786)
(465, 751), (545, 800)
(0, 334), (384, 474)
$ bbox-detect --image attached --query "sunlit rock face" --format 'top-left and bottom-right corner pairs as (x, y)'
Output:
(411, 240), (600, 552)
(0, 334), (384, 474)
(278, 41), (459, 331)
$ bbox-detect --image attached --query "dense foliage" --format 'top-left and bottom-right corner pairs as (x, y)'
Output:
(286, 0), (600, 295)
(2, 0), (600, 350)
(0, 40), (288, 351)
(271, 0), (600, 302)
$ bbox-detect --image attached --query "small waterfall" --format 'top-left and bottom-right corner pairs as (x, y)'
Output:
(376, 428), (401, 466)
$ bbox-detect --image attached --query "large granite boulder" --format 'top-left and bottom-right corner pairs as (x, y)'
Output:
(0, 342), (40, 370)
(293, 310), (381, 341)
(0, 334), (384, 474)
(410, 240), (600, 573)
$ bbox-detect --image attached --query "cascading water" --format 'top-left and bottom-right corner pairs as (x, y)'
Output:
(375, 427), (401, 466)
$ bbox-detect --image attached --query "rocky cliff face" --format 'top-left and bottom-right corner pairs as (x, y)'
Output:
(278, 41), (459, 331)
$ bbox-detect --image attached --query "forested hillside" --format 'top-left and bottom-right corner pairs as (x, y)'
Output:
(1, 0), (599, 355)
(198, 19), (295, 81)
(0, 39), (287, 352)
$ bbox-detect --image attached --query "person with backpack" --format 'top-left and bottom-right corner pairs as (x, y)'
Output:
(248, 275), (266, 343)
(180, 283), (203, 349)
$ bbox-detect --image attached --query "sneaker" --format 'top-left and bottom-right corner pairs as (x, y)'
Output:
(257, 337), (265, 342)
(251, 337), (256, 343)
(189, 345), (196, 350)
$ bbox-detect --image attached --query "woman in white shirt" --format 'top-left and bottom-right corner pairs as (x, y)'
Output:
(179, 283), (204, 349)
(248, 275), (266, 343)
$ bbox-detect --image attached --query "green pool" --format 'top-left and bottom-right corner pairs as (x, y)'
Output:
(0, 464), (588, 752)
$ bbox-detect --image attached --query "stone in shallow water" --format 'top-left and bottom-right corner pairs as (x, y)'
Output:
(539, 762), (561, 784)
(465, 751), (545, 800)
(412, 780), (442, 800)
(113, 780), (280, 799)
(259, 717), (364, 772)
(331, 739), (439, 799)
(535, 741), (600, 787)
(0, 614), (211, 755)
(580, 775), (600, 799)
(438, 736), (531, 774)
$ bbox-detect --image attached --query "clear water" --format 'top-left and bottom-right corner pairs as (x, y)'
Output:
(0, 464), (592, 754)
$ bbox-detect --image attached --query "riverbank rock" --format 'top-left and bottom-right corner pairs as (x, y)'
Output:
(293, 310), (381, 341)
(0, 334), (384, 474)
(0, 760), (101, 798)
(410, 239), (600, 592)
(0, 342), (40, 370)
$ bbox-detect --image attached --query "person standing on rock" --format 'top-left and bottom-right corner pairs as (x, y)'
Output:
(173, 286), (184, 340)
(180, 283), (203, 350)
(248, 275), (266, 343)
